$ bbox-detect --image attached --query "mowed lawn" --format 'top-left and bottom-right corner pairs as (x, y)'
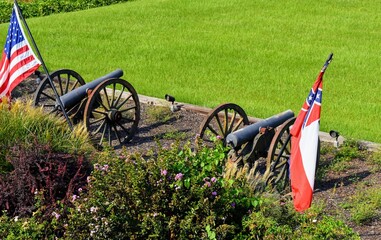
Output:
(0, 0), (380, 143)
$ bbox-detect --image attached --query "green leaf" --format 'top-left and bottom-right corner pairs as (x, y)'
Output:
(184, 178), (191, 189)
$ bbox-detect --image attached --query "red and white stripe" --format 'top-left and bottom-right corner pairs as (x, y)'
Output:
(0, 5), (41, 101)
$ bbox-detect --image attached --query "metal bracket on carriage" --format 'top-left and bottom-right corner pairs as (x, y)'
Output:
(86, 88), (93, 96)
(259, 127), (273, 135)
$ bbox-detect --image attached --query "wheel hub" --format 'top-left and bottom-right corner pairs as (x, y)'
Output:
(108, 109), (122, 122)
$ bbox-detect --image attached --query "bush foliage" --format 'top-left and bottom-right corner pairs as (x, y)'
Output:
(63, 141), (358, 239)
(0, 100), (93, 216)
(0, 0), (130, 24)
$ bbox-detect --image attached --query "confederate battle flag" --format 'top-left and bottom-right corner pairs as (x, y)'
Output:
(290, 54), (332, 212)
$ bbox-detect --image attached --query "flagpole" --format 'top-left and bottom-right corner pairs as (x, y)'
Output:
(321, 53), (333, 73)
(13, 0), (73, 130)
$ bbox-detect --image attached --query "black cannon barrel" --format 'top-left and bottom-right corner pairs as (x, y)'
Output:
(57, 69), (123, 110)
(226, 110), (294, 148)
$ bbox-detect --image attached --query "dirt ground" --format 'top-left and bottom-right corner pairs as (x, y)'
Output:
(12, 77), (381, 239)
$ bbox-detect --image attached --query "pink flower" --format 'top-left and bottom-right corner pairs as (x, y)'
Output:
(211, 177), (217, 183)
(212, 191), (217, 196)
(161, 169), (168, 176)
(72, 194), (79, 202)
(94, 163), (100, 170)
(204, 181), (211, 188)
(52, 211), (60, 220)
(101, 164), (109, 171)
(175, 173), (183, 181)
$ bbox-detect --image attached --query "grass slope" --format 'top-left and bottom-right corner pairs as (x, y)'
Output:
(0, 0), (380, 143)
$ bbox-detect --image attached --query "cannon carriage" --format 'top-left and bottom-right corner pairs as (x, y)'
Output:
(33, 69), (140, 148)
(198, 103), (299, 191)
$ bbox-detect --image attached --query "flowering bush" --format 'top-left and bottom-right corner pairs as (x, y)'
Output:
(62, 140), (359, 239)
(64, 140), (260, 238)
(0, 139), (360, 239)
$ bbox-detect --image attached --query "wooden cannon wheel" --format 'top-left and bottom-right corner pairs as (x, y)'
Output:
(34, 69), (85, 121)
(265, 117), (295, 192)
(84, 78), (140, 148)
(198, 103), (249, 146)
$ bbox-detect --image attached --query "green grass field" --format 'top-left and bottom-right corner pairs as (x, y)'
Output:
(1, 0), (380, 143)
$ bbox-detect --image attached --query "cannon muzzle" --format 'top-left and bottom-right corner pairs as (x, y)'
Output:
(58, 69), (123, 110)
(226, 110), (294, 148)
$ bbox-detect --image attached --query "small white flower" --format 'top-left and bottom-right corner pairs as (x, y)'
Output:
(90, 206), (98, 213)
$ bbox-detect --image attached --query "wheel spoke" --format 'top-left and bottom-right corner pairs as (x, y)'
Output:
(227, 110), (237, 134)
(92, 118), (106, 134)
(102, 88), (112, 109)
(214, 115), (224, 137)
(231, 118), (244, 132)
(116, 94), (132, 109)
(108, 123), (112, 145)
(57, 76), (64, 95)
(113, 125), (122, 145)
(92, 109), (108, 115)
(116, 121), (130, 135)
(89, 116), (107, 125)
(223, 109), (229, 136)
(206, 124), (220, 137)
(64, 74), (70, 94)
(111, 83), (116, 107)
(96, 96), (109, 111)
(113, 85), (126, 107)
(40, 91), (56, 101)
(66, 106), (77, 115)
(99, 121), (108, 145)
(119, 106), (136, 113)
(70, 80), (80, 91)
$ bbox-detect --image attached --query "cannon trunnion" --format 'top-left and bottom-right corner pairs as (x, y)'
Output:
(34, 69), (140, 148)
(199, 103), (298, 192)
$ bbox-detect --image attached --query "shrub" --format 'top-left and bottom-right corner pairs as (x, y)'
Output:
(0, 0), (130, 24)
(0, 99), (93, 217)
(65, 140), (259, 239)
(63, 140), (359, 239)
(0, 140), (92, 218)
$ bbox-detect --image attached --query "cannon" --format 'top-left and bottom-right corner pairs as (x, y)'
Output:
(33, 69), (140, 147)
(198, 104), (297, 191)
(198, 54), (334, 191)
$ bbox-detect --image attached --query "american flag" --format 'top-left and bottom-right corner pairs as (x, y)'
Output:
(0, 5), (41, 101)
(289, 55), (331, 212)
